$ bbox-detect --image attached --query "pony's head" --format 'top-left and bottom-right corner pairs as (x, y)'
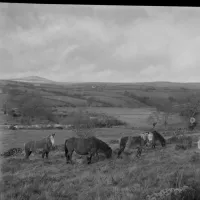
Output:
(153, 130), (166, 147)
(140, 132), (150, 145)
(49, 133), (55, 146)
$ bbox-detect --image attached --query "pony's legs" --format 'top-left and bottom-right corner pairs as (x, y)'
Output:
(66, 153), (70, 163)
(136, 147), (142, 158)
(95, 152), (99, 160)
(117, 147), (125, 158)
(69, 151), (74, 164)
(66, 150), (73, 164)
(152, 142), (156, 149)
(45, 152), (49, 159)
(42, 150), (46, 159)
(87, 153), (94, 164)
(87, 149), (96, 164)
(25, 151), (32, 159)
(87, 155), (92, 164)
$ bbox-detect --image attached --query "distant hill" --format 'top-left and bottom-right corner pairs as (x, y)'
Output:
(10, 76), (55, 84)
(3, 75), (200, 89)
(2, 76), (200, 114)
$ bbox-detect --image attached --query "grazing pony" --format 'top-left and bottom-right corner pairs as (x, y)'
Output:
(24, 133), (55, 159)
(64, 136), (112, 164)
(117, 132), (149, 158)
(147, 130), (166, 148)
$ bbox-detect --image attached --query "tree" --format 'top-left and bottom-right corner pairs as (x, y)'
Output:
(87, 97), (96, 107)
(147, 102), (174, 130)
(5, 88), (55, 124)
(168, 96), (176, 103)
(180, 97), (200, 130)
(157, 102), (174, 130)
(147, 111), (161, 128)
(72, 108), (95, 138)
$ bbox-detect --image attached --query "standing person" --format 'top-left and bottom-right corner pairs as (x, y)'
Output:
(153, 122), (157, 129)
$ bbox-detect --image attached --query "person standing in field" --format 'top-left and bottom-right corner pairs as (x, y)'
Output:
(153, 122), (157, 129)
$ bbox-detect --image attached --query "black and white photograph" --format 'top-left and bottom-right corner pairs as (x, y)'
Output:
(0, 4), (200, 200)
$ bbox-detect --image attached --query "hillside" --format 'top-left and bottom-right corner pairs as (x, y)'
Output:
(1, 77), (200, 110)
(1, 77), (200, 129)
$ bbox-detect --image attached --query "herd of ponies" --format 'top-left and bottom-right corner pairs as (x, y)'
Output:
(20, 130), (166, 164)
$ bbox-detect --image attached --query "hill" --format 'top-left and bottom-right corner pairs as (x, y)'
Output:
(1, 77), (200, 129)
(2, 77), (200, 111)
(9, 76), (55, 84)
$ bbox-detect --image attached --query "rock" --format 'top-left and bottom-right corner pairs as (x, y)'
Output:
(146, 186), (195, 200)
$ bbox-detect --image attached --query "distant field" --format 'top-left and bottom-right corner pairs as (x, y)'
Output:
(43, 97), (67, 107)
(4, 79), (200, 110)
(0, 94), (7, 107)
(3, 79), (200, 130)
(44, 96), (87, 106)
(53, 107), (183, 129)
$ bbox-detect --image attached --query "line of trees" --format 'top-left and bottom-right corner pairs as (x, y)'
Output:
(4, 86), (56, 124)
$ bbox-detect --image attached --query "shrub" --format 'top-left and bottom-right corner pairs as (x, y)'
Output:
(146, 185), (195, 200)
(5, 89), (56, 124)
(109, 139), (119, 144)
(167, 135), (193, 147)
(190, 152), (200, 163)
(175, 144), (188, 150)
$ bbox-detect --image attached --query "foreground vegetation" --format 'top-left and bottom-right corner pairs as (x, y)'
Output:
(1, 133), (200, 200)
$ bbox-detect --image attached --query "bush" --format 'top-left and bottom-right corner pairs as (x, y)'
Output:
(190, 152), (200, 163)
(146, 185), (195, 200)
(109, 139), (119, 144)
(90, 117), (126, 128)
(167, 135), (192, 145)
(167, 135), (193, 150)
(69, 110), (126, 130)
(5, 88), (56, 124)
(175, 144), (189, 150)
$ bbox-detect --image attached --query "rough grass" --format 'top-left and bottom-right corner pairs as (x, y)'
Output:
(45, 96), (87, 106)
(1, 141), (200, 200)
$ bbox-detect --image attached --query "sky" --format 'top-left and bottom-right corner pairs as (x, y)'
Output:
(1, 4), (200, 82)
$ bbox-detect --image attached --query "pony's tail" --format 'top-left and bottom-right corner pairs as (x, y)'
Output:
(64, 139), (68, 158)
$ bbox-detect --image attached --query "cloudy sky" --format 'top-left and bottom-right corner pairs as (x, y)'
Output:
(1, 4), (200, 82)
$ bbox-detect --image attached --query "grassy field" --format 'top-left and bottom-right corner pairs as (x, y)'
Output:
(2, 79), (200, 199)
(4, 79), (200, 110)
(54, 107), (184, 130)
(1, 135), (200, 200)
(45, 96), (87, 107)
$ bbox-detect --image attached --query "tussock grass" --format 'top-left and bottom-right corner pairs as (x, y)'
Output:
(1, 142), (200, 200)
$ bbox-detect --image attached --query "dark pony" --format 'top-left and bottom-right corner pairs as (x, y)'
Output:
(24, 133), (55, 159)
(117, 134), (148, 158)
(64, 136), (112, 164)
(150, 130), (166, 148)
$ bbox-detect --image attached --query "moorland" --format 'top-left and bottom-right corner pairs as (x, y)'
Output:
(1, 76), (200, 199)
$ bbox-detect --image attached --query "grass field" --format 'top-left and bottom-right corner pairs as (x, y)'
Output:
(1, 135), (200, 200)
(57, 107), (184, 130)
(2, 78), (200, 199)
(4, 79), (199, 110)
(45, 96), (87, 107)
